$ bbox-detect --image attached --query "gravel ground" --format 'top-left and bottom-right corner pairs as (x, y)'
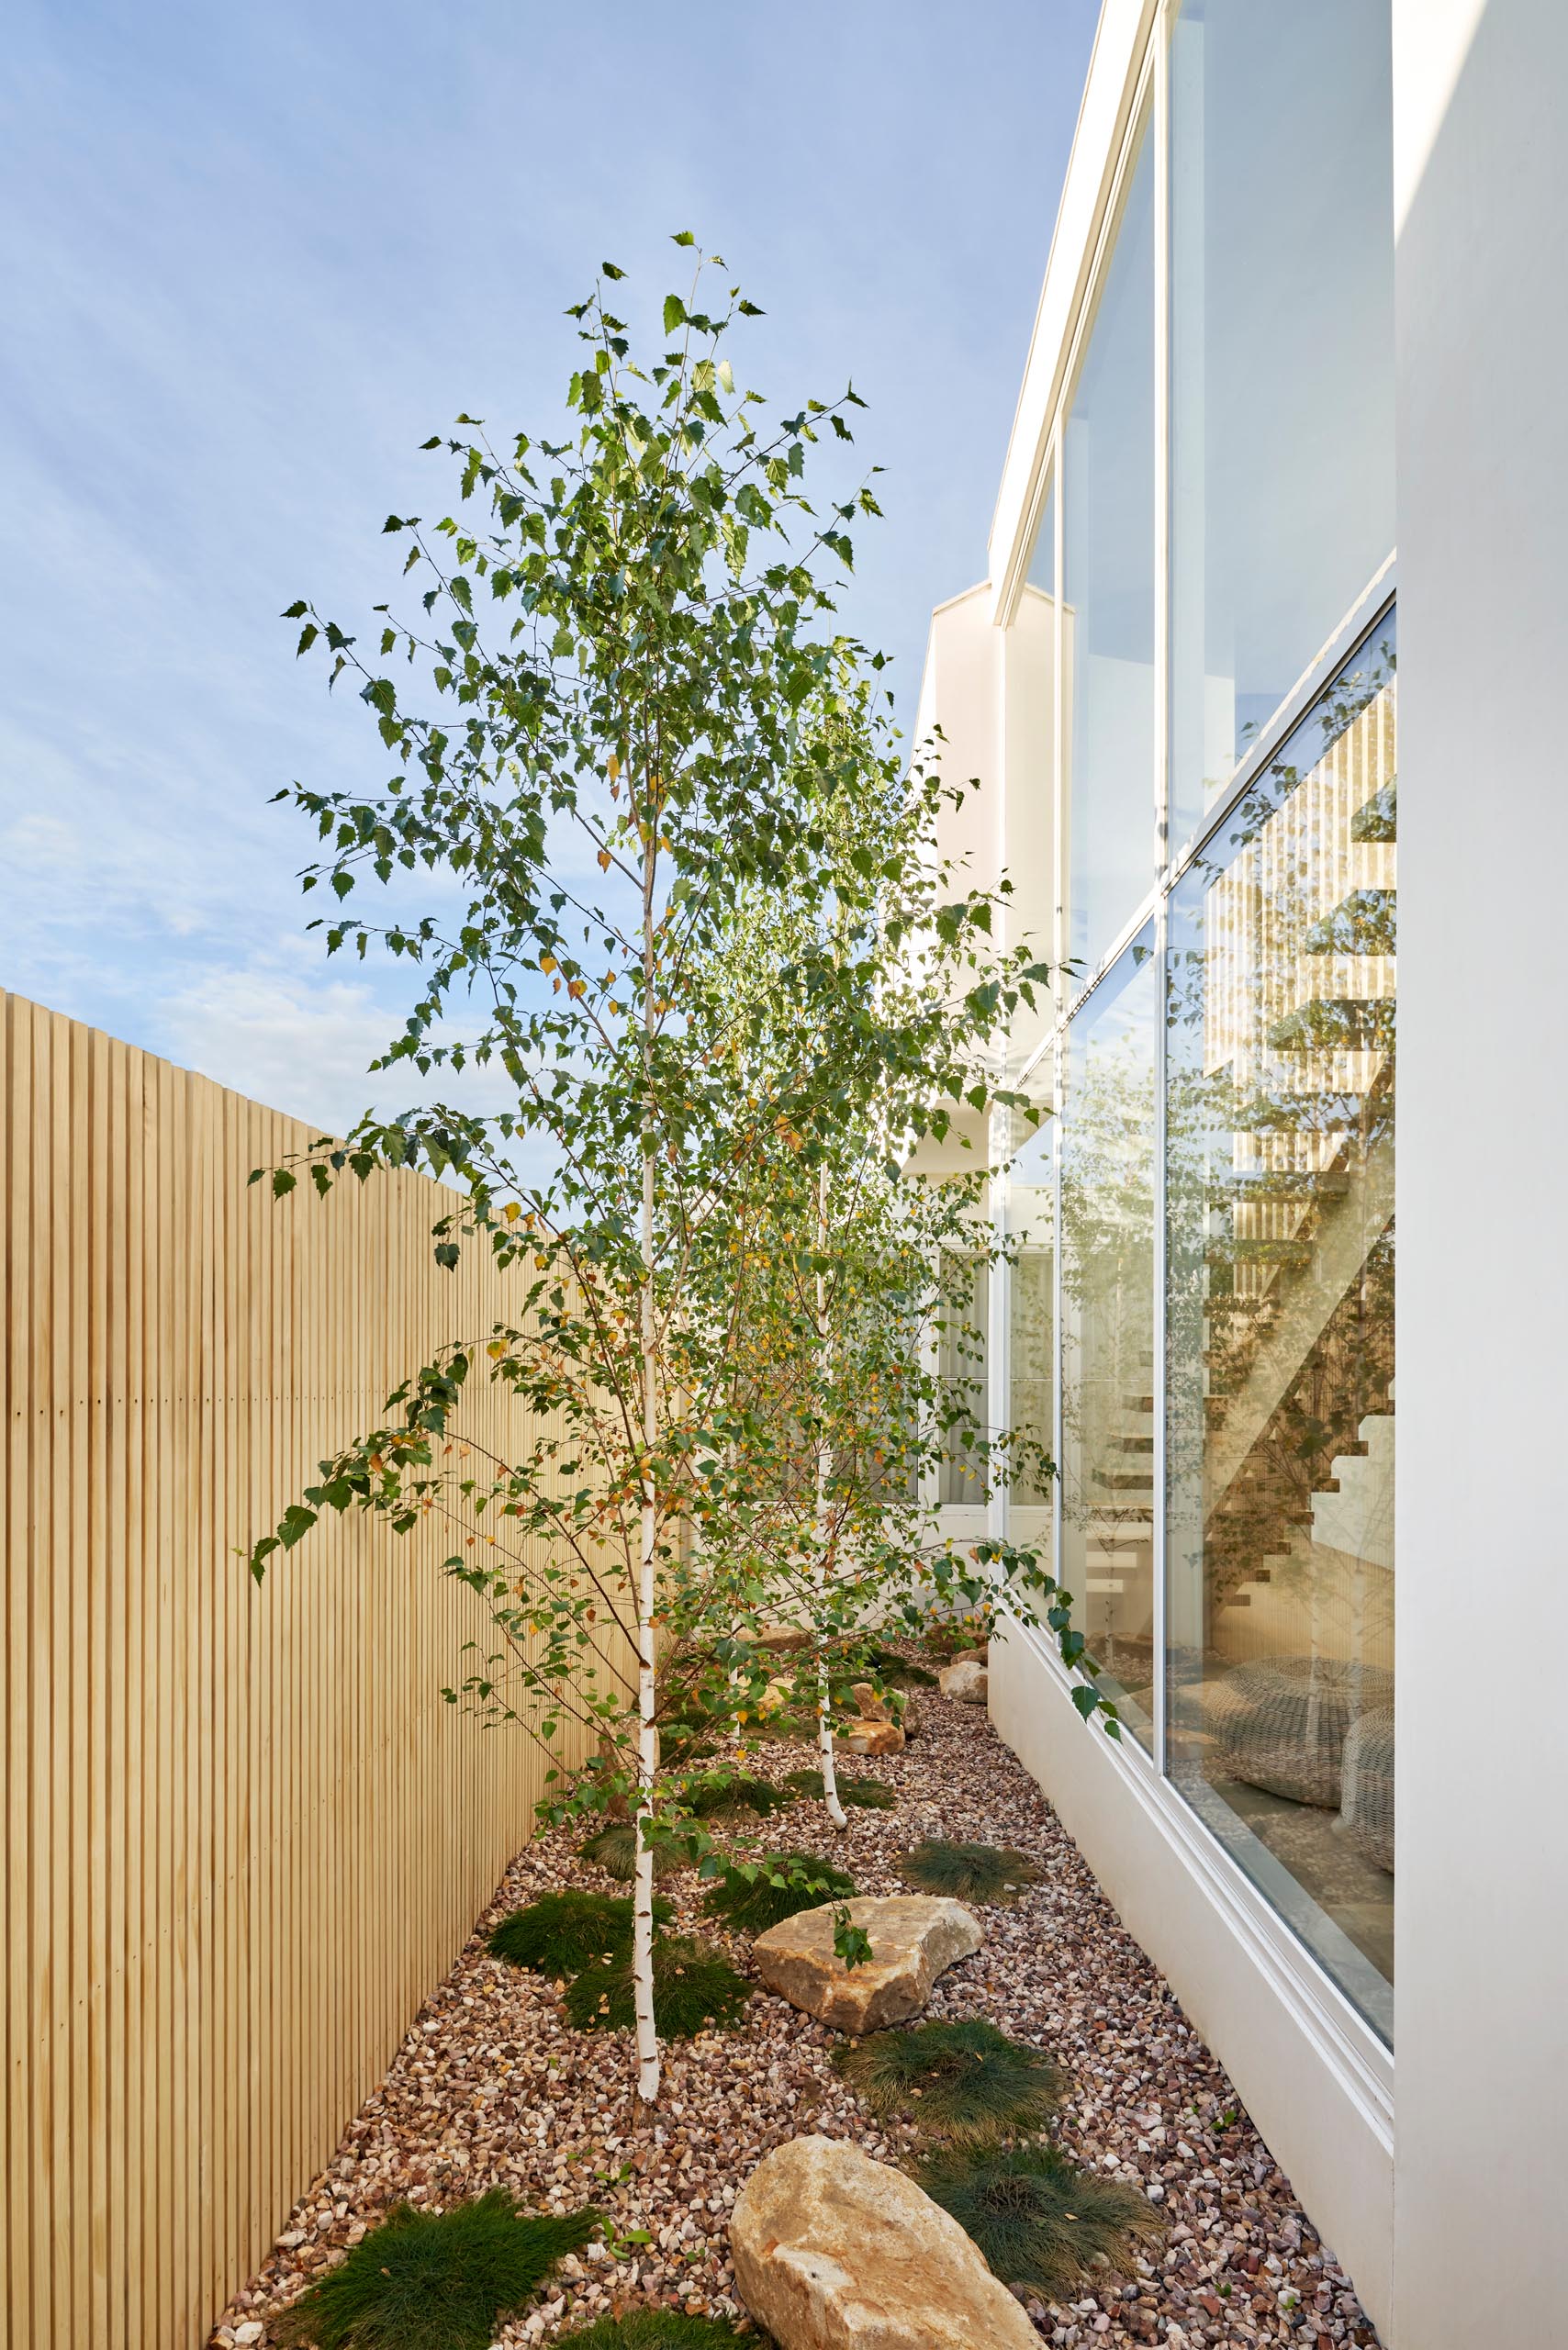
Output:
(212, 1684), (1383, 2349)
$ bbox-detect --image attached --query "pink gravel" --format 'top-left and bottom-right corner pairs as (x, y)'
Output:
(210, 1682), (1383, 2348)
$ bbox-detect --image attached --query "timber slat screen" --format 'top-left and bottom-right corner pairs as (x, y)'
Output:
(1, 991), (574, 2348)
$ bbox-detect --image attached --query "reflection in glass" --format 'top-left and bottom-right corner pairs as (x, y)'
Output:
(1170, 0), (1395, 844)
(1060, 932), (1157, 1747)
(1064, 112), (1155, 972)
(1007, 1096), (1056, 1568)
(1166, 618), (1396, 2037)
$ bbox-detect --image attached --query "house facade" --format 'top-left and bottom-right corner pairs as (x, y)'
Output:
(915, 3), (1568, 2340)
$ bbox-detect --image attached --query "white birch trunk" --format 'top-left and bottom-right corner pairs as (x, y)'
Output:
(633, 846), (661, 2109)
(814, 1164), (848, 1830)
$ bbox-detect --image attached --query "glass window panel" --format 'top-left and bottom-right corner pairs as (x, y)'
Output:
(1060, 929), (1158, 1749)
(938, 1253), (991, 1507)
(1008, 476), (1059, 1078)
(1170, 0), (1395, 844)
(1006, 1093), (1056, 1567)
(1165, 616), (1396, 2039)
(1064, 111), (1156, 974)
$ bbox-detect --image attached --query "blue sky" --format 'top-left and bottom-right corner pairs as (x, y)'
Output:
(1, 0), (1097, 1132)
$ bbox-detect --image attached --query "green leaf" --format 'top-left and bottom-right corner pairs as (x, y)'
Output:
(663, 294), (687, 333)
(601, 260), (625, 279)
(280, 599), (308, 620)
(271, 1169), (297, 1198)
(671, 230), (696, 247)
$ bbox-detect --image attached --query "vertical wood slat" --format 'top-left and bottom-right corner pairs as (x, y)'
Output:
(0, 990), (572, 2349)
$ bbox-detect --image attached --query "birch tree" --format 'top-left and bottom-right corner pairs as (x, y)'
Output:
(249, 242), (1112, 2113)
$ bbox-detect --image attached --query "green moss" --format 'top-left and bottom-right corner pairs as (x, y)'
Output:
(272, 2188), (598, 2350)
(915, 2142), (1164, 2295)
(562, 1934), (751, 2037)
(898, 1840), (1045, 1905)
(487, 1889), (672, 1976)
(834, 2018), (1064, 2143)
(783, 1769), (896, 1811)
(700, 1850), (857, 1934)
(554, 2314), (755, 2346)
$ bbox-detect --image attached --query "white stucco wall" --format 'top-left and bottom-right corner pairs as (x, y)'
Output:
(1392, 1), (1568, 2339)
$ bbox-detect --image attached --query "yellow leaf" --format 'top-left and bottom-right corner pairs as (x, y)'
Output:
(599, 849), (611, 870)
(540, 953), (557, 973)
(608, 754), (620, 780)
(487, 1340), (506, 1360)
(503, 1202), (521, 1223)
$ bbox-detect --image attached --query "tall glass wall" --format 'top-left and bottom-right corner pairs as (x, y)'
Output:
(1064, 110), (1155, 975)
(1166, 624), (1395, 2034)
(1059, 933), (1158, 1751)
(1000, 0), (1395, 2037)
(1169, 0), (1395, 846)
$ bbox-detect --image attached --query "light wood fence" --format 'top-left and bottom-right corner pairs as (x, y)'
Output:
(1, 990), (576, 2349)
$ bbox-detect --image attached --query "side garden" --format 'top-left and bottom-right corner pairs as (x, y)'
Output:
(210, 1665), (1378, 2349)
(226, 246), (1379, 2350)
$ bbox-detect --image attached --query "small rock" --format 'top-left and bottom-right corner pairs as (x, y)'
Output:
(731, 2133), (1037, 2348)
(938, 1661), (988, 1704)
(839, 1718), (904, 1756)
(233, 2328), (264, 2346)
(752, 1896), (982, 2032)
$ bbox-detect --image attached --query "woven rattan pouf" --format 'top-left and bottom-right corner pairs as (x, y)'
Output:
(1338, 1706), (1395, 1872)
(1210, 1657), (1394, 1809)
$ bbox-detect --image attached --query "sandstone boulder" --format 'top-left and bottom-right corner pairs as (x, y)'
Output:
(938, 1659), (988, 1704)
(731, 2133), (1037, 2350)
(838, 1718), (904, 1755)
(849, 1680), (892, 1722)
(752, 1895), (981, 2032)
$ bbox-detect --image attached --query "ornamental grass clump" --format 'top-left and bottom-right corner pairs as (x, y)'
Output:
(784, 1768), (896, 1810)
(700, 1850), (857, 1934)
(273, 2188), (598, 2350)
(487, 1889), (671, 1975)
(579, 1823), (689, 1885)
(915, 2142), (1164, 2296)
(556, 2315), (752, 2346)
(563, 1933), (750, 2037)
(899, 1839), (1045, 1906)
(865, 1645), (938, 1689)
(834, 2018), (1065, 2144)
(682, 1773), (793, 1822)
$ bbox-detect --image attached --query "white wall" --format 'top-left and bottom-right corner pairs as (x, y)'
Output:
(1392, 1), (1568, 2340)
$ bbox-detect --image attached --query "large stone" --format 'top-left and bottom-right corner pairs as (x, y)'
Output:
(752, 1895), (981, 2032)
(838, 1717), (904, 1756)
(938, 1659), (988, 1704)
(731, 2133), (1037, 2350)
(849, 1680), (892, 1722)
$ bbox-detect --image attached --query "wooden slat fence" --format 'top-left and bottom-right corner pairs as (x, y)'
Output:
(1, 990), (577, 2348)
